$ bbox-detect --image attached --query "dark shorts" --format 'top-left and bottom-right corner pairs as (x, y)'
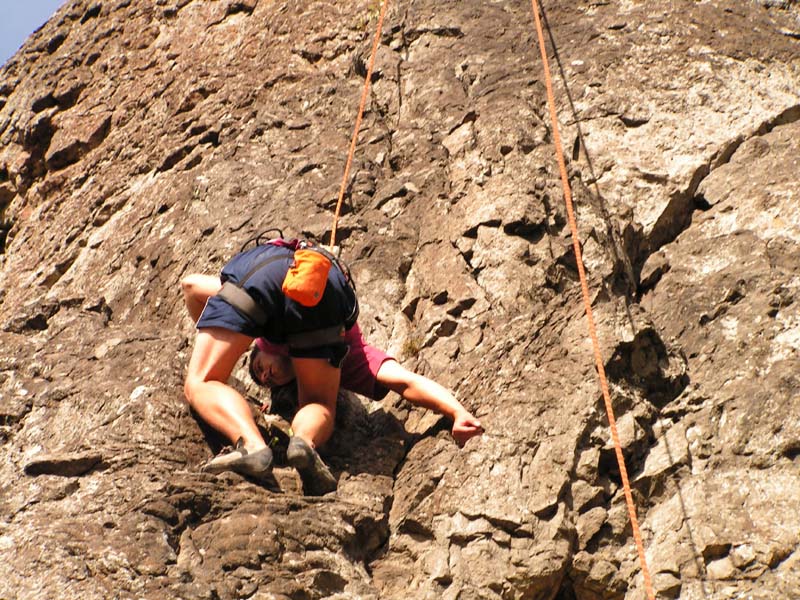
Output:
(256, 323), (394, 399)
(197, 244), (357, 365)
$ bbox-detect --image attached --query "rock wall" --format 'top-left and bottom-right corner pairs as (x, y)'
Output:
(0, 1), (798, 599)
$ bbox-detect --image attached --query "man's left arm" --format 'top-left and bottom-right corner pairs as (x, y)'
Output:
(376, 360), (483, 445)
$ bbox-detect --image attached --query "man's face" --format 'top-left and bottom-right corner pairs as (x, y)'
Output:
(251, 350), (295, 387)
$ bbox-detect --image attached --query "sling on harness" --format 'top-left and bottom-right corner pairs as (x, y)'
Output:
(216, 236), (358, 350)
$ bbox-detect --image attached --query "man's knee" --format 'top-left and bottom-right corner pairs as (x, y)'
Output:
(297, 393), (338, 414)
(181, 274), (221, 321)
(181, 273), (204, 296)
(183, 375), (200, 407)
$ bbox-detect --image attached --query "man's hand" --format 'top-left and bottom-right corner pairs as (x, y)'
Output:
(452, 410), (483, 446)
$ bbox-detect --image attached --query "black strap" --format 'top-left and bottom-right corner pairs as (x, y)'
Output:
(217, 281), (268, 326)
(215, 250), (291, 326)
(238, 252), (292, 286)
(286, 324), (346, 349)
(215, 241), (357, 345)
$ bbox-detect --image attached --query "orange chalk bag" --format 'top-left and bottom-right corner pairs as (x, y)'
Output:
(281, 248), (332, 307)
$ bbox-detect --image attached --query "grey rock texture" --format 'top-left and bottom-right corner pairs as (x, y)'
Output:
(0, 1), (798, 599)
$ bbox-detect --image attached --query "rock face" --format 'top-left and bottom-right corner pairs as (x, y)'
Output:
(0, 1), (798, 599)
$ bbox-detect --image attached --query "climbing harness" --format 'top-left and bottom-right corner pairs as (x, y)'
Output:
(528, 1), (656, 598)
(217, 234), (359, 349)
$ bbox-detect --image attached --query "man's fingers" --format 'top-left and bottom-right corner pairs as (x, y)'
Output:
(452, 420), (484, 447)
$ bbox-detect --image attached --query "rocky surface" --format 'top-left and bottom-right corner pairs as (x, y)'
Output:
(0, 1), (798, 599)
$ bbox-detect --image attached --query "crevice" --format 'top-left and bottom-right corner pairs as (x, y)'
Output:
(226, 1), (256, 17)
(642, 164), (707, 268)
(54, 81), (87, 110)
(693, 194), (712, 212)
(47, 32), (68, 54)
(2, 299), (60, 333)
(605, 328), (689, 409)
(158, 144), (194, 173)
(618, 115), (648, 128)
(780, 441), (800, 462)
(401, 296), (419, 321)
(293, 48), (323, 64)
(341, 511), (391, 564)
(463, 219), (500, 239)
(350, 52), (383, 84)
(21, 114), (55, 185)
(446, 297), (475, 317)
(0, 219), (12, 255)
(757, 103), (800, 134)
(393, 14), (409, 126)
(503, 220), (546, 244)
(403, 26), (464, 45)
(81, 4), (102, 23)
(32, 94), (57, 113)
(554, 577), (579, 600)
(46, 113), (112, 171)
(198, 130), (220, 147)
(636, 103), (800, 284)
(452, 241), (488, 294)
(42, 251), (79, 289)
(296, 162), (321, 176)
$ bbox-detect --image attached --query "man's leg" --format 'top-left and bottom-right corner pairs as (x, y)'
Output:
(290, 357), (341, 447)
(185, 327), (274, 478)
(286, 357), (341, 494)
(185, 327), (264, 451)
(181, 274), (223, 323)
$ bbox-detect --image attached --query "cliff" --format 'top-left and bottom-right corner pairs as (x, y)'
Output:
(0, 1), (799, 599)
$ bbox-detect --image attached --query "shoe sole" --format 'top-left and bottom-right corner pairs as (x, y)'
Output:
(287, 438), (336, 494)
(202, 448), (274, 478)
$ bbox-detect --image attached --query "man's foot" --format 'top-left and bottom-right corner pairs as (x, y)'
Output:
(201, 438), (273, 480)
(286, 436), (337, 496)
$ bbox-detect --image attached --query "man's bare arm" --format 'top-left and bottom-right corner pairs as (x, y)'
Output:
(376, 360), (483, 445)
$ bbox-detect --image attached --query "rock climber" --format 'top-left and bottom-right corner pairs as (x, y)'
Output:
(182, 239), (482, 495)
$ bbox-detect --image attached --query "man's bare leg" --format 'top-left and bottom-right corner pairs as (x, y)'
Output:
(290, 357), (341, 447)
(185, 327), (265, 451)
(285, 357), (341, 494)
(181, 274), (223, 323)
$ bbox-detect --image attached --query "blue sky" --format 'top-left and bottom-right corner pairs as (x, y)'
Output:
(0, 1), (67, 66)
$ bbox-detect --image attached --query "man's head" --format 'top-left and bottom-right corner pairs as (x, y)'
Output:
(249, 346), (295, 387)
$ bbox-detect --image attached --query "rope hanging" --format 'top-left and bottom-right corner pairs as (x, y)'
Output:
(527, 1), (656, 598)
(330, 3), (656, 595)
(329, 0), (391, 250)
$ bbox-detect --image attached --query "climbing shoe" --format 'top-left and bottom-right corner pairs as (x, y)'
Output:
(286, 436), (337, 496)
(201, 438), (273, 480)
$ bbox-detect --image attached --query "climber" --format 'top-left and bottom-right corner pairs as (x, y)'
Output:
(248, 333), (483, 450)
(182, 243), (482, 495)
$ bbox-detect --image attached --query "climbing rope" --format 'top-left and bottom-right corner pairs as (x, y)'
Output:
(329, 0), (391, 250)
(528, 1), (656, 598)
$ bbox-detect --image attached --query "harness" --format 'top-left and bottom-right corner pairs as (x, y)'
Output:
(217, 237), (358, 349)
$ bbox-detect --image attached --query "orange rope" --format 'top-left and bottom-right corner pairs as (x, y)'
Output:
(528, 1), (656, 598)
(329, 0), (390, 250)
